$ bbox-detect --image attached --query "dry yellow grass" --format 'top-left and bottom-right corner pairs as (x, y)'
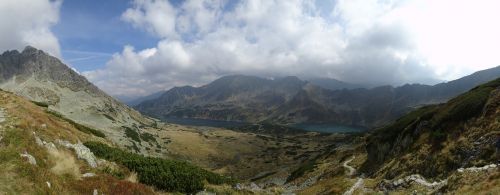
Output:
(156, 125), (345, 180)
(0, 90), (155, 194)
(47, 147), (81, 178)
(0, 89), (346, 194)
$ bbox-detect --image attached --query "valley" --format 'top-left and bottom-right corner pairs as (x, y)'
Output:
(135, 67), (500, 128)
(0, 86), (357, 194)
(1, 0), (500, 194)
(159, 117), (366, 133)
(0, 46), (498, 194)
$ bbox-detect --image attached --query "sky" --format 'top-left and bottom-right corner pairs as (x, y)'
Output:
(0, 0), (500, 99)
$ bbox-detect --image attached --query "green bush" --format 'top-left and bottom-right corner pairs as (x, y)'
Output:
(84, 141), (235, 193)
(140, 132), (156, 143)
(69, 120), (106, 138)
(123, 126), (157, 144)
(46, 110), (106, 138)
(101, 166), (125, 179)
(46, 110), (64, 118)
(430, 129), (447, 142)
(31, 101), (49, 108)
(286, 161), (317, 183)
(124, 126), (141, 142)
(103, 114), (115, 121)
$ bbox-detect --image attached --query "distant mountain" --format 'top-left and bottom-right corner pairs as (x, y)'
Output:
(306, 77), (364, 90)
(136, 66), (500, 127)
(429, 66), (500, 101)
(0, 46), (153, 140)
(135, 75), (308, 122)
(122, 90), (166, 106)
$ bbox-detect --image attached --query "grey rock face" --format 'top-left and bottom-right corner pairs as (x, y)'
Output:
(0, 46), (99, 94)
(57, 140), (98, 168)
(0, 46), (154, 147)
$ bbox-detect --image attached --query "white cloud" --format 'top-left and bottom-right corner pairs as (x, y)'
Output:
(122, 0), (178, 38)
(85, 0), (500, 97)
(0, 0), (62, 57)
(398, 0), (500, 79)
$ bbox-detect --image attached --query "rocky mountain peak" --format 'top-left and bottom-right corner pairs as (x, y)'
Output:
(22, 45), (42, 54)
(0, 46), (97, 93)
(0, 47), (152, 143)
(0, 46), (47, 60)
(0, 49), (19, 57)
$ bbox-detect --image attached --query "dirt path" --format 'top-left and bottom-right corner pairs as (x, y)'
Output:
(0, 107), (6, 142)
(343, 177), (363, 195)
(343, 156), (356, 176)
(342, 156), (364, 195)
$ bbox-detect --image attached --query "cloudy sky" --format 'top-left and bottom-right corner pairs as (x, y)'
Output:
(1, 0), (500, 98)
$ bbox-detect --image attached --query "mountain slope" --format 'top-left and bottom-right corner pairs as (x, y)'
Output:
(284, 77), (500, 194)
(0, 87), (350, 194)
(0, 46), (152, 143)
(0, 89), (155, 194)
(0, 88), (246, 194)
(362, 77), (500, 186)
(136, 67), (500, 127)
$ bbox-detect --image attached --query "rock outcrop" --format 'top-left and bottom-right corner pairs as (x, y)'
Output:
(457, 164), (499, 173)
(57, 140), (98, 168)
(20, 151), (37, 165)
(389, 174), (447, 189)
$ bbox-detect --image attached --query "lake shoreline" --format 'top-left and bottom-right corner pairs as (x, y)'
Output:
(161, 117), (367, 134)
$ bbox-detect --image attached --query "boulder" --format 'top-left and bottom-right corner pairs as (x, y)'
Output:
(58, 140), (97, 168)
(20, 151), (37, 165)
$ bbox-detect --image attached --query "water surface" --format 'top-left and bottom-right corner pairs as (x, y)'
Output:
(291, 123), (367, 133)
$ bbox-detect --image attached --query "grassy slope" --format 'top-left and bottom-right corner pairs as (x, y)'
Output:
(360, 78), (500, 192)
(295, 78), (500, 194)
(0, 89), (265, 194)
(0, 90), (154, 194)
(0, 89), (344, 194)
(363, 78), (499, 173)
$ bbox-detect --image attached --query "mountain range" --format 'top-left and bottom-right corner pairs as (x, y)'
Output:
(0, 47), (349, 193)
(0, 46), (499, 194)
(135, 66), (500, 127)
